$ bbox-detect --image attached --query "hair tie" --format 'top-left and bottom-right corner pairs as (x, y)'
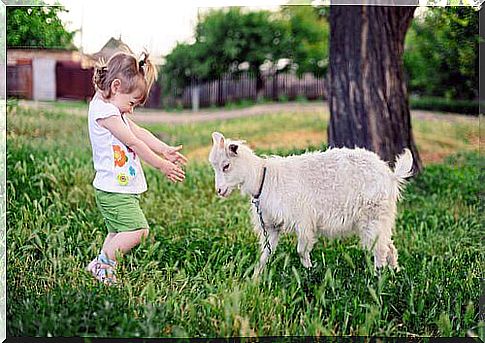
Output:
(139, 60), (145, 67)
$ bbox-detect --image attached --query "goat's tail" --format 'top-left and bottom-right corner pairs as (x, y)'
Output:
(393, 148), (414, 187)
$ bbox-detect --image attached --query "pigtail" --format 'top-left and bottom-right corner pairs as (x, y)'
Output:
(138, 51), (157, 104)
(92, 58), (110, 97)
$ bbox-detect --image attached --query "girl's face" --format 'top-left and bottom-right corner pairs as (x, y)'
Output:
(109, 79), (143, 114)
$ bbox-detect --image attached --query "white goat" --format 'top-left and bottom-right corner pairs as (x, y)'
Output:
(208, 132), (413, 277)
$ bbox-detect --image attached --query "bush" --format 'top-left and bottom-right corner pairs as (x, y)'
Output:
(409, 96), (479, 115)
(404, 7), (478, 101)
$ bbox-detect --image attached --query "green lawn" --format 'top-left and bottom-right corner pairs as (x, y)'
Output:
(6, 104), (483, 338)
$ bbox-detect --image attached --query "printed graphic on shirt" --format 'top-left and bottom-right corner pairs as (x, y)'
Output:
(113, 145), (128, 167)
(117, 172), (129, 186)
(113, 144), (139, 186)
(127, 146), (137, 160)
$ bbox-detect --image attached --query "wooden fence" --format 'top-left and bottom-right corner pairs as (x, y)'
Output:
(7, 63), (326, 109)
(163, 72), (327, 109)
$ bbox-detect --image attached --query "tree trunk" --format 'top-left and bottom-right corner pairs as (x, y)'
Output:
(328, 5), (422, 173)
(272, 67), (279, 101)
(217, 77), (224, 107)
(255, 69), (265, 100)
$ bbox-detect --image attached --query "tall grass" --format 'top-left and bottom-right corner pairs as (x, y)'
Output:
(6, 104), (483, 338)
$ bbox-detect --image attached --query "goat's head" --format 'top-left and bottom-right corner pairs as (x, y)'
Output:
(208, 132), (254, 198)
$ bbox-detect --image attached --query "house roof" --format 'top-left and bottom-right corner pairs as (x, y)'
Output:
(83, 37), (162, 67)
(89, 37), (133, 63)
(101, 37), (132, 52)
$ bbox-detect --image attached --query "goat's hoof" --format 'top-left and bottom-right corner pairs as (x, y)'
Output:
(252, 268), (262, 280)
(301, 261), (313, 269)
(252, 273), (262, 282)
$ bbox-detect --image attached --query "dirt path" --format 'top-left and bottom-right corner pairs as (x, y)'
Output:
(134, 102), (329, 124)
(19, 99), (477, 125)
(16, 99), (479, 166)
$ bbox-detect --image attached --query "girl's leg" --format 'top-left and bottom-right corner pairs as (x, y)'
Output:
(86, 232), (119, 284)
(88, 232), (116, 264)
(101, 232), (117, 252)
(87, 229), (148, 285)
(87, 232), (116, 265)
(102, 228), (149, 261)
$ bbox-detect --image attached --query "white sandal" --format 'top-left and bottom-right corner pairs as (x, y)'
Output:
(86, 257), (117, 286)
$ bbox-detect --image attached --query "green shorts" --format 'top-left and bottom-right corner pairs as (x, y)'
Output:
(95, 189), (149, 233)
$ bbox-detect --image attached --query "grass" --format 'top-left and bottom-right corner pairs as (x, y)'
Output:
(141, 106), (478, 165)
(6, 103), (483, 338)
(160, 95), (480, 115)
(409, 96), (479, 116)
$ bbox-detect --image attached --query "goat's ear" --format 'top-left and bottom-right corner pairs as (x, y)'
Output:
(212, 132), (225, 149)
(228, 143), (238, 156)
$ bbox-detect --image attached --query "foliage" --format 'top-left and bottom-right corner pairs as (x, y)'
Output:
(197, 8), (289, 79)
(0, 6), (5, 62)
(6, 104), (483, 338)
(160, 6), (331, 92)
(160, 42), (198, 94)
(278, 5), (329, 77)
(7, 4), (76, 49)
(160, 8), (289, 91)
(404, 7), (479, 100)
(160, 5), (478, 105)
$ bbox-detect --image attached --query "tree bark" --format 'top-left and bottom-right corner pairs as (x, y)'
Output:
(257, 72), (264, 99)
(328, 5), (422, 173)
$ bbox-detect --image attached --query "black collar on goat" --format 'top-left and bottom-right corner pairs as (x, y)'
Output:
(253, 166), (267, 199)
(251, 166), (271, 255)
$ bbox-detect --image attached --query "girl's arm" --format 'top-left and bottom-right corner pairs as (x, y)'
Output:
(127, 117), (188, 165)
(97, 116), (185, 183)
(127, 117), (169, 155)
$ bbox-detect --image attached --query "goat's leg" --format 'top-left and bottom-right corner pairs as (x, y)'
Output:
(386, 241), (400, 271)
(253, 228), (280, 278)
(296, 228), (315, 269)
(358, 214), (397, 270)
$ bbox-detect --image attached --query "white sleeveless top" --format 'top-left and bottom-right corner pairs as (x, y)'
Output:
(88, 93), (147, 194)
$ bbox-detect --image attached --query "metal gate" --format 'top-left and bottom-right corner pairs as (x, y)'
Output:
(7, 59), (33, 99)
(56, 61), (95, 100)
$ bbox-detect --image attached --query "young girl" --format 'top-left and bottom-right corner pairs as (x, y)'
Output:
(86, 51), (188, 285)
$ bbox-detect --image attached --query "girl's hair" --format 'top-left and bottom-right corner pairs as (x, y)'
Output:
(93, 51), (157, 105)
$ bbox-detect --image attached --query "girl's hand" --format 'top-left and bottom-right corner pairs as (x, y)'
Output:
(162, 145), (188, 166)
(159, 159), (185, 183)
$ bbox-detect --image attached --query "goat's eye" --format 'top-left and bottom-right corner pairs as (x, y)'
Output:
(222, 163), (230, 172)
